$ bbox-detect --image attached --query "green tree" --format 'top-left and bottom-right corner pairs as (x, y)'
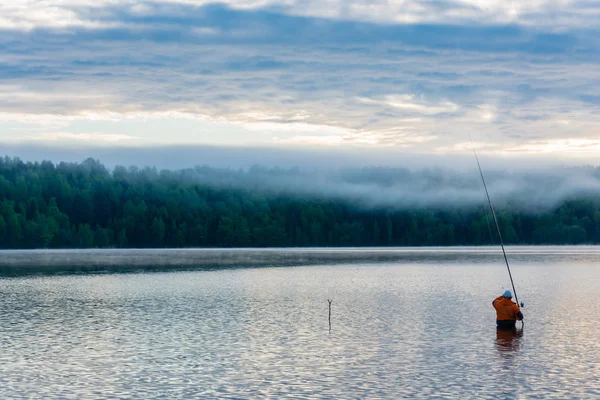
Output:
(77, 224), (95, 248)
(3, 156), (600, 249)
(6, 209), (23, 248)
(0, 215), (6, 246)
(117, 228), (128, 248)
(94, 227), (111, 248)
(151, 217), (166, 247)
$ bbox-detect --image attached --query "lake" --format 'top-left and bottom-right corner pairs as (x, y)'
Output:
(0, 247), (599, 398)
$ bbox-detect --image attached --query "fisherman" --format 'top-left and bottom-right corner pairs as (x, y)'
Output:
(493, 290), (523, 329)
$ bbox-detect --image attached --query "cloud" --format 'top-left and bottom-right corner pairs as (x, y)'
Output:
(0, 2), (598, 157)
(433, 141), (498, 154)
(359, 95), (460, 115)
(0, 1), (125, 30)
(506, 138), (600, 154)
(273, 135), (346, 146)
(1, 1), (599, 30)
(17, 132), (140, 142)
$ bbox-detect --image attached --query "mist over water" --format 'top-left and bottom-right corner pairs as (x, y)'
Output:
(1, 247), (598, 274)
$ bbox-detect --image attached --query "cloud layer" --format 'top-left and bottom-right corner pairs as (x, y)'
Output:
(0, 1), (599, 157)
(3, 1), (599, 30)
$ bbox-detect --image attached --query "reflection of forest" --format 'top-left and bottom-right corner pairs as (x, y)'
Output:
(1, 157), (599, 248)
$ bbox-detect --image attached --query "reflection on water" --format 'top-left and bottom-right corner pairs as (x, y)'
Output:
(494, 327), (524, 399)
(496, 327), (523, 354)
(0, 248), (599, 398)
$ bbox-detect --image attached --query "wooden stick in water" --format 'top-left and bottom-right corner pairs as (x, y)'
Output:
(328, 299), (332, 332)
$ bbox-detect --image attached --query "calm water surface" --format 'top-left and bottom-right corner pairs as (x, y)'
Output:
(1, 247), (599, 399)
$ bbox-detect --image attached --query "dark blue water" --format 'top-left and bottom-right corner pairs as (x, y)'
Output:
(0, 247), (598, 398)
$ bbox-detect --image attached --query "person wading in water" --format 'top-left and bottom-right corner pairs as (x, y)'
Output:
(493, 290), (523, 329)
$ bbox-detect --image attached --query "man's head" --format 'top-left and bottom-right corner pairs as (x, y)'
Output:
(503, 290), (512, 299)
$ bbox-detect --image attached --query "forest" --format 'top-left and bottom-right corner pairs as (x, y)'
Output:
(0, 156), (599, 249)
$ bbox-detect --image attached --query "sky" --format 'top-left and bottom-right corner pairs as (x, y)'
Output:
(0, 0), (599, 165)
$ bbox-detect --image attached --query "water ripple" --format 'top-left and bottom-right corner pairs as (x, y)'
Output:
(0, 255), (599, 398)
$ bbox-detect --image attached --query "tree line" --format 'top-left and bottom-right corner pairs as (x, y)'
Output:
(0, 156), (599, 249)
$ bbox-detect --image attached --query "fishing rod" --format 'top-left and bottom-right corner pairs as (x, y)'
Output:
(472, 148), (523, 308)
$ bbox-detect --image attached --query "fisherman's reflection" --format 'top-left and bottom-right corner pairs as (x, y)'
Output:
(496, 327), (523, 353)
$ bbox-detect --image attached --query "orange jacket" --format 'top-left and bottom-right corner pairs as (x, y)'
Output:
(493, 296), (523, 321)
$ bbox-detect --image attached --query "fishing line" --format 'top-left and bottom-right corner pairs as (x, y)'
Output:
(473, 154), (495, 246)
(470, 137), (522, 308)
